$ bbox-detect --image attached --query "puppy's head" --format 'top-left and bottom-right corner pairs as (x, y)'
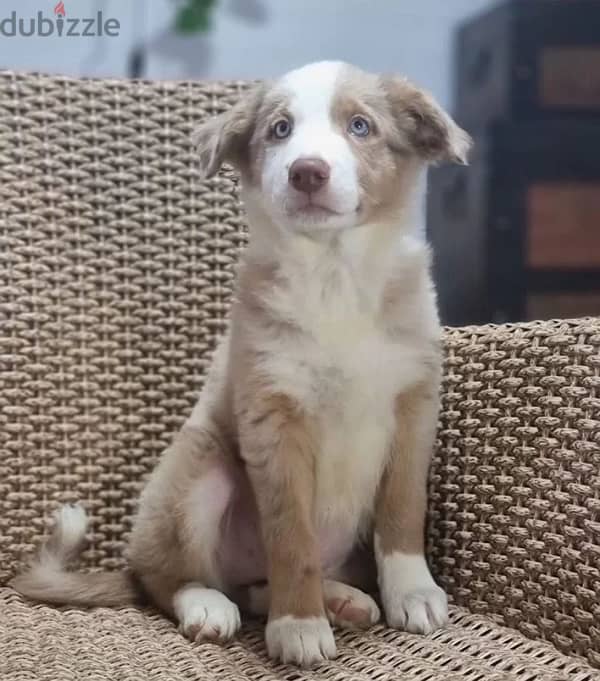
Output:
(195, 61), (471, 235)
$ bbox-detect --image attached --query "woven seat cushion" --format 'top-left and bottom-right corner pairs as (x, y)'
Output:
(1, 590), (597, 681)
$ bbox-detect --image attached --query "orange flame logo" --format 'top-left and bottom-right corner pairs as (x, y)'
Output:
(54, 1), (66, 16)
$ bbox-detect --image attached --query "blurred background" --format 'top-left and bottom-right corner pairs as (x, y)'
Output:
(1, 0), (599, 325)
(0, 0), (493, 106)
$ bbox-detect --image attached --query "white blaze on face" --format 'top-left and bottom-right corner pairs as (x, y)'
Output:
(260, 61), (361, 232)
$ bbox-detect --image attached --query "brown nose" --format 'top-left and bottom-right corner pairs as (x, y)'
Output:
(288, 158), (330, 193)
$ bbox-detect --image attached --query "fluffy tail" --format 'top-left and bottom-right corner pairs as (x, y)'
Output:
(10, 505), (141, 608)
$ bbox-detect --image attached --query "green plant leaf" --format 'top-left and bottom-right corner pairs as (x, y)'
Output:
(175, 0), (217, 34)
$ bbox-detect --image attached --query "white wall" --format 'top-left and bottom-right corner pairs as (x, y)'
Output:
(0, 0), (496, 107)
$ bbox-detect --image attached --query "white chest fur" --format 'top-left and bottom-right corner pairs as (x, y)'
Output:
(256, 234), (432, 540)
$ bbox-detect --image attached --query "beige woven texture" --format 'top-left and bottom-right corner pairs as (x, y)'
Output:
(0, 70), (599, 680)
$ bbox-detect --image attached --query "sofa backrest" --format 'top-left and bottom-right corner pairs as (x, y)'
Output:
(0, 70), (249, 576)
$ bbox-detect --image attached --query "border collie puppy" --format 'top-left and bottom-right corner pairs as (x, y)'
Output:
(12, 61), (470, 668)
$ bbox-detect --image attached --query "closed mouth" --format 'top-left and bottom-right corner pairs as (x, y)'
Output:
(288, 200), (342, 218)
(300, 204), (338, 216)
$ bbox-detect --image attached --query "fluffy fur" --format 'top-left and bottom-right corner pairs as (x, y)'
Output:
(11, 61), (471, 668)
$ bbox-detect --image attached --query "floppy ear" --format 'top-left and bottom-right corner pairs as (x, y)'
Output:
(382, 77), (472, 165)
(193, 83), (266, 179)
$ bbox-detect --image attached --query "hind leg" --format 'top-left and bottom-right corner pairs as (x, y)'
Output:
(245, 579), (380, 630)
(174, 583), (241, 643)
(141, 573), (241, 643)
(323, 580), (380, 629)
(131, 426), (248, 643)
(323, 544), (379, 628)
(241, 543), (380, 630)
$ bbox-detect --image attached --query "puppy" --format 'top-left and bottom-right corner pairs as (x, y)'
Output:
(11, 61), (470, 668)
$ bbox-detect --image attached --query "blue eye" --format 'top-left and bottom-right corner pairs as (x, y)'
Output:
(349, 115), (370, 137)
(273, 118), (292, 139)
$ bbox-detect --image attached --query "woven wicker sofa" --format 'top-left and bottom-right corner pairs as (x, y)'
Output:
(0, 70), (599, 681)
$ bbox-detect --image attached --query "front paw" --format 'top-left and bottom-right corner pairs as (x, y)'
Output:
(379, 553), (448, 634)
(383, 584), (447, 634)
(266, 615), (337, 667)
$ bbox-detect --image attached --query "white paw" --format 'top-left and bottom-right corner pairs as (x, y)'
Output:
(324, 581), (381, 629)
(383, 585), (448, 634)
(377, 551), (448, 634)
(266, 615), (337, 668)
(173, 585), (241, 643)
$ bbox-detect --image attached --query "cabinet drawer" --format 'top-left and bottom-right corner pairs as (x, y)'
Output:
(455, 0), (600, 129)
(527, 291), (600, 320)
(527, 183), (600, 268)
(540, 47), (600, 110)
